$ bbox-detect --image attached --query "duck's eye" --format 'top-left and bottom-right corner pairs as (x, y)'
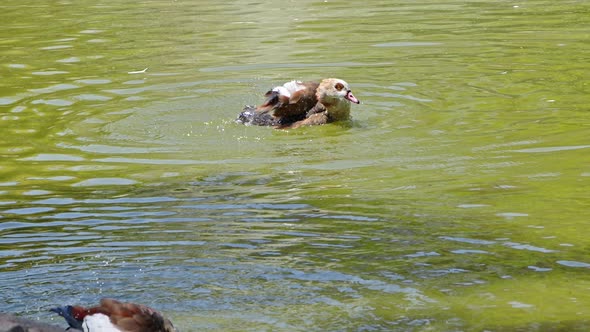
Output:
(335, 83), (344, 91)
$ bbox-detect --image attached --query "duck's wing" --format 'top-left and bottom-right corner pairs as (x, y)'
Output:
(256, 90), (291, 113)
(257, 81), (320, 124)
(98, 298), (176, 332)
(305, 102), (327, 117)
(275, 101), (329, 129)
(276, 112), (329, 129)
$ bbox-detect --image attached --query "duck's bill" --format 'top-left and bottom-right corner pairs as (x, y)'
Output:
(346, 91), (360, 104)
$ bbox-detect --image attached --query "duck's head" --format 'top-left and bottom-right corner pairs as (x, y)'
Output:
(50, 305), (84, 330)
(316, 78), (360, 105)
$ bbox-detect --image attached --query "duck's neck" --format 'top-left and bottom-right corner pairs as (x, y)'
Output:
(324, 99), (351, 121)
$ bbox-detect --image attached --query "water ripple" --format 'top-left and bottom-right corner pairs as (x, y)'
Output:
(373, 41), (442, 47)
(20, 154), (85, 161)
(503, 242), (556, 253)
(29, 83), (80, 94)
(439, 236), (496, 245)
(4, 207), (55, 215)
(72, 178), (138, 186)
(556, 260), (590, 268)
(513, 145), (590, 153)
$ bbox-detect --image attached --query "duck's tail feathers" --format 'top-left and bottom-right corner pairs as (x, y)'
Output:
(236, 105), (278, 126)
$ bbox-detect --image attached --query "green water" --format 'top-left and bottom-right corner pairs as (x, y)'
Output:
(1, 0), (589, 331)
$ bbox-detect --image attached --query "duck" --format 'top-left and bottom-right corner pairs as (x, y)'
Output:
(237, 78), (360, 129)
(50, 298), (177, 332)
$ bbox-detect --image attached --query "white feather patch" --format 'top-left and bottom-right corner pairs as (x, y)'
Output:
(271, 86), (292, 98)
(83, 313), (121, 332)
(272, 80), (305, 98)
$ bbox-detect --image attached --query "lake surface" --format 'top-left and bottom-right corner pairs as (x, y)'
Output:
(1, 0), (589, 331)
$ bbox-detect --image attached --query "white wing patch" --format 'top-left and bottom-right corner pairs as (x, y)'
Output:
(271, 80), (305, 98)
(83, 313), (121, 332)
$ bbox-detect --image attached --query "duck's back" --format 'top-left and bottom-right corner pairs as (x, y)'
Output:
(263, 81), (319, 121)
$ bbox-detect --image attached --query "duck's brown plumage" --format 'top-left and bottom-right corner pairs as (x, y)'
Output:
(237, 78), (359, 129)
(51, 298), (177, 332)
(258, 80), (319, 121)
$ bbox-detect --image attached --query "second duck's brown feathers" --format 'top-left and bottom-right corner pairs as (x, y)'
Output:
(51, 298), (177, 332)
